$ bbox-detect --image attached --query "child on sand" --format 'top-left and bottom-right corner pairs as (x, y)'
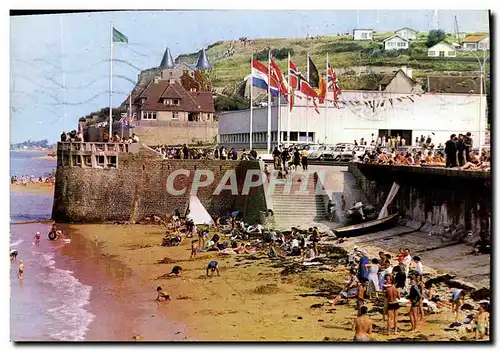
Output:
(352, 306), (372, 341)
(18, 260), (24, 279)
(168, 266), (183, 277)
(156, 286), (170, 301)
(474, 304), (489, 340)
(206, 261), (220, 277)
(190, 240), (199, 260)
(10, 250), (18, 261)
(450, 289), (467, 323)
(34, 231), (41, 245)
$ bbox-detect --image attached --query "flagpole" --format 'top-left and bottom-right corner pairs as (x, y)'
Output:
(306, 53), (310, 144)
(287, 52), (291, 148)
(267, 50), (271, 154)
(325, 53), (329, 145)
(108, 21), (113, 141)
(250, 53), (253, 150)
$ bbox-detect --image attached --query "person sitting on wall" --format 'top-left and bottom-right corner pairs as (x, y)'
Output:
(132, 133), (140, 143)
(111, 132), (122, 143)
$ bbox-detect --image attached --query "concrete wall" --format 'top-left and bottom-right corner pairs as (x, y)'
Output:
(348, 162), (491, 237)
(219, 91), (487, 148)
(52, 144), (267, 223)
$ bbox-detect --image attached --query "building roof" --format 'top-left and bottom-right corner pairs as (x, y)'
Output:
(427, 41), (455, 51)
(195, 49), (212, 70)
(380, 69), (415, 87)
(135, 80), (214, 113)
(353, 28), (373, 32)
(383, 34), (409, 42)
(160, 47), (175, 69)
(395, 27), (417, 33)
(427, 76), (481, 94)
(463, 35), (488, 43)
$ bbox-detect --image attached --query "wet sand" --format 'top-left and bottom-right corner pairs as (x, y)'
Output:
(11, 183), (54, 195)
(66, 223), (488, 342)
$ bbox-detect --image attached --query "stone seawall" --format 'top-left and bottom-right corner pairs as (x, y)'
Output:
(348, 162), (491, 238)
(52, 143), (267, 223)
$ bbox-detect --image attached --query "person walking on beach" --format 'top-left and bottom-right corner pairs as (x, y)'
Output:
(34, 231), (41, 245)
(341, 195), (346, 211)
(367, 258), (381, 299)
(385, 274), (400, 334)
(206, 261), (220, 277)
(451, 289), (466, 323)
(190, 240), (199, 260)
(18, 260), (24, 279)
(156, 286), (170, 301)
(408, 275), (422, 332)
(352, 305), (372, 342)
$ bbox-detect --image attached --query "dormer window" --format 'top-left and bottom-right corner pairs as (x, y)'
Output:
(141, 98), (146, 104)
(163, 99), (180, 106)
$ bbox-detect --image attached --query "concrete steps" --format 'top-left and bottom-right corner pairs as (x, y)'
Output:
(269, 172), (327, 230)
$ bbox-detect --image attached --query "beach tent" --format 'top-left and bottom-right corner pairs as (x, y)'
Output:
(188, 195), (215, 225)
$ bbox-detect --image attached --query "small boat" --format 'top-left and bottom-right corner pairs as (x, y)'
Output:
(334, 214), (399, 237)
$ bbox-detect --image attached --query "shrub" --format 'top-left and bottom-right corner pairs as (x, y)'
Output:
(253, 47), (294, 61)
(214, 94), (250, 112)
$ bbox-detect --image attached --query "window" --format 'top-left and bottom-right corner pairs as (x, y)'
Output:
(142, 111), (157, 120)
(439, 51), (445, 57)
(72, 155), (81, 167)
(97, 156), (105, 167)
(164, 99), (180, 106)
(169, 71), (173, 77)
(107, 155), (117, 168)
(361, 32), (367, 39)
(172, 112), (179, 120)
(84, 155), (92, 166)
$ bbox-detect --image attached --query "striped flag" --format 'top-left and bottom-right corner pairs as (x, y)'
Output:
(270, 57), (288, 101)
(327, 61), (341, 107)
(289, 59), (300, 89)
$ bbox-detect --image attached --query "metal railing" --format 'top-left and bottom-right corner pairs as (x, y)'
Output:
(58, 142), (129, 153)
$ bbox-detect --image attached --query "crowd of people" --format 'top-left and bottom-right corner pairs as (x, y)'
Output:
(333, 246), (490, 341)
(356, 132), (490, 172)
(11, 174), (55, 186)
(355, 134), (437, 150)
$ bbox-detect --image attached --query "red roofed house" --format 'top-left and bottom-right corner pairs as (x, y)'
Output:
(462, 35), (489, 51)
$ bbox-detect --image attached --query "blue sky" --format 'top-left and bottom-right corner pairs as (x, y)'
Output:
(10, 10), (489, 143)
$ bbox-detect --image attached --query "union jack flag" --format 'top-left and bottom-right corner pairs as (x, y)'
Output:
(327, 61), (342, 108)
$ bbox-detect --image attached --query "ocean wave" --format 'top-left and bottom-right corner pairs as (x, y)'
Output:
(10, 239), (24, 247)
(36, 258), (95, 341)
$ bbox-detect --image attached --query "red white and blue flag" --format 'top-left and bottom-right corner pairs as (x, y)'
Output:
(327, 61), (342, 108)
(252, 59), (279, 97)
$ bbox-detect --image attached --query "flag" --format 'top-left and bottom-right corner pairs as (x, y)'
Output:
(113, 27), (128, 43)
(251, 59), (279, 96)
(327, 61), (342, 106)
(270, 58), (288, 100)
(308, 57), (326, 103)
(289, 59), (300, 89)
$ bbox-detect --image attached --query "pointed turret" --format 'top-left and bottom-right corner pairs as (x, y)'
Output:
(160, 47), (175, 69)
(195, 48), (211, 70)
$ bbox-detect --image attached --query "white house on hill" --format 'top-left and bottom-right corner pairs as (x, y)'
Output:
(383, 35), (410, 51)
(427, 41), (456, 57)
(394, 27), (418, 40)
(462, 35), (489, 51)
(353, 29), (373, 41)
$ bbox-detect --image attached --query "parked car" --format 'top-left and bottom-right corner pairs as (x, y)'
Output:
(308, 145), (334, 160)
(323, 144), (354, 161)
(344, 145), (375, 161)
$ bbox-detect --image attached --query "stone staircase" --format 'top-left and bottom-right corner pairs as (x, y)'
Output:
(269, 172), (327, 230)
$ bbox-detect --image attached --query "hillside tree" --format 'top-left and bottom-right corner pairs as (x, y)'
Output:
(426, 29), (446, 47)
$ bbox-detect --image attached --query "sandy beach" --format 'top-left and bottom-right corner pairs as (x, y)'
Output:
(11, 183), (54, 195)
(65, 223), (489, 342)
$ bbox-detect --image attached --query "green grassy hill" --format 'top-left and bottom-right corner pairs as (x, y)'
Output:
(176, 31), (489, 91)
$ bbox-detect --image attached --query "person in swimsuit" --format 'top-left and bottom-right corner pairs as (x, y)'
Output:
(408, 275), (422, 332)
(190, 240), (199, 260)
(450, 289), (467, 323)
(474, 304), (488, 340)
(352, 306), (372, 341)
(206, 261), (220, 277)
(10, 250), (18, 261)
(416, 275), (426, 321)
(356, 281), (366, 315)
(18, 260), (24, 279)
(168, 266), (183, 277)
(155, 286), (170, 301)
(34, 231), (41, 245)
(385, 274), (400, 334)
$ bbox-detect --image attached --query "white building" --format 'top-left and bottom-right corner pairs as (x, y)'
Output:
(353, 29), (373, 41)
(218, 90), (487, 149)
(427, 41), (457, 57)
(462, 35), (489, 51)
(383, 35), (410, 51)
(394, 27), (418, 40)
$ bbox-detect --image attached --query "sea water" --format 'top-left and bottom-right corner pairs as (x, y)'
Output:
(10, 151), (95, 341)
